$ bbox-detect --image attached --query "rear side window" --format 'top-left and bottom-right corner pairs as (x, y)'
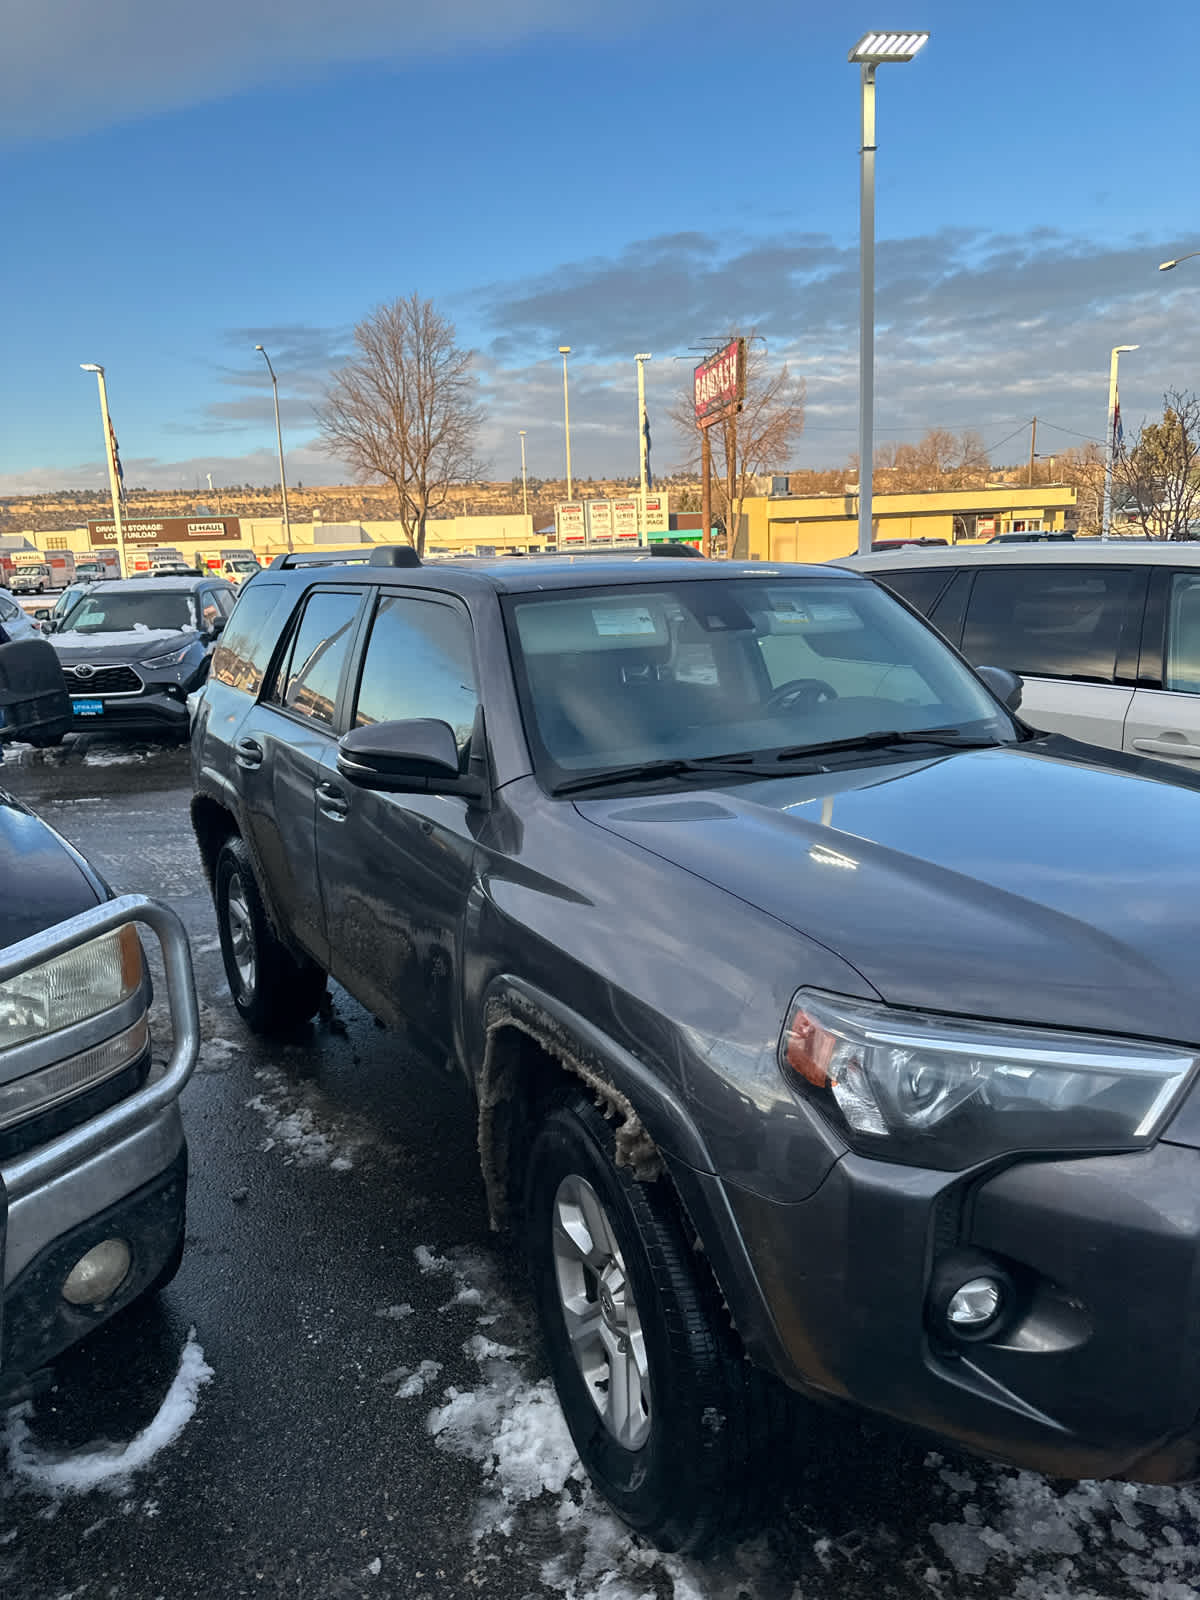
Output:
(1166, 574), (1200, 694)
(211, 582), (288, 695)
(270, 590), (362, 726)
(961, 566), (1134, 683)
(872, 569), (950, 616)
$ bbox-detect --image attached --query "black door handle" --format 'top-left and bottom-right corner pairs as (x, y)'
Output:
(316, 781), (349, 819)
(234, 735), (263, 769)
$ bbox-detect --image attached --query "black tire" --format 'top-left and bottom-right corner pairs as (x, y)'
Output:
(525, 1091), (796, 1553)
(214, 834), (326, 1034)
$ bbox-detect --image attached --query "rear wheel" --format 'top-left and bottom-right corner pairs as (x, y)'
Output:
(214, 835), (325, 1034)
(525, 1091), (797, 1553)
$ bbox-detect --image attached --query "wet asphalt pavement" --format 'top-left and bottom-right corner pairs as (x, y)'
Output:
(1, 737), (1198, 1600)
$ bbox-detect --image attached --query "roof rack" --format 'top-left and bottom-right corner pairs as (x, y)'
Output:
(268, 545), (421, 571)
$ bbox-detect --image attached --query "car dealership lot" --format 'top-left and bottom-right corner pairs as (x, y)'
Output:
(1, 744), (1198, 1600)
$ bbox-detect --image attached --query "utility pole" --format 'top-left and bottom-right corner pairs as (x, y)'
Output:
(255, 344), (293, 553)
(1027, 417), (1038, 486)
(635, 353), (652, 542)
(79, 364), (129, 578)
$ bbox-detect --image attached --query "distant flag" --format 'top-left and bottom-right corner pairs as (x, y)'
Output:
(1113, 394), (1124, 455)
(642, 405), (653, 490)
(108, 416), (127, 506)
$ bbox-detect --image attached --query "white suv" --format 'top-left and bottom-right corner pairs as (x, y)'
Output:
(837, 543), (1200, 769)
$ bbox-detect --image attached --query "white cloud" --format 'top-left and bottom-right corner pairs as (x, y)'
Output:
(1, 0), (646, 141)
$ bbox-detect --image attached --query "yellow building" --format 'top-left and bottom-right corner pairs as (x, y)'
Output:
(742, 486), (1077, 563)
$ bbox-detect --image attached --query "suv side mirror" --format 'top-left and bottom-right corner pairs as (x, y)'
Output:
(33, 608), (51, 622)
(337, 718), (483, 799)
(975, 664), (1023, 712)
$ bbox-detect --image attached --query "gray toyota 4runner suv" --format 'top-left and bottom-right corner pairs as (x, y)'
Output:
(192, 547), (1200, 1551)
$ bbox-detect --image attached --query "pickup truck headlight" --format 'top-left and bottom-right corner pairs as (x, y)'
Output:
(0, 926), (144, 1050)
(142, 644), (193, 668)
(779, 991), (1198, 1170)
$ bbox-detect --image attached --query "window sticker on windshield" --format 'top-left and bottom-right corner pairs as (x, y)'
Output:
(766, 592), (859, 627)
(592, 607), (658, 637)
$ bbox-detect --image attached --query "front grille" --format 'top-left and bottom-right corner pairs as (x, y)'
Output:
(65, 664), (142, 695)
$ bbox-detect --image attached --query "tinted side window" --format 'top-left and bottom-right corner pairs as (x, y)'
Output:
(270, 590), (362, 726)
(211, 582), (288, 695)
(1166, 573), (1200, 694)
(961, 566), (1134, 683)
(212, 586), (237, 619)
(874, 569), (950, 616)
(353, 595), (477, 755)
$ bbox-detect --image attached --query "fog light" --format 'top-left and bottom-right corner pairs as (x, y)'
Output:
(947, 1276), (1002, 1329)
(62, 1238), (132, 1306)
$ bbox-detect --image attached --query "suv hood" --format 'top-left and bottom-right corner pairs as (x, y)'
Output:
(579, 745), (1200, 1047)
(52, 627), (198, 662)
(0, 793), (106, 945)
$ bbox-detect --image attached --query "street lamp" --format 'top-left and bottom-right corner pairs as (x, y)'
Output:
(559, 346), (573, 500)
(1159, 251), (1200, 272)
(79, 363), (129, 578)
(635, 353), (652, 541)
(1102, 344), (1138, 542)
(518, 431), (529, 519)
(848, 30), (929, 557)
(255, 344), (292, 553)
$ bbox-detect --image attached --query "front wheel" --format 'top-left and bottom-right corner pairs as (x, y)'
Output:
(214, 835), (326, 1034)
(525, 1092), (796, 1553)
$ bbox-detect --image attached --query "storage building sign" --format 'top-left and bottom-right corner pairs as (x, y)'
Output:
(555, 503), (587, 544)
(88, 515), (244, 546)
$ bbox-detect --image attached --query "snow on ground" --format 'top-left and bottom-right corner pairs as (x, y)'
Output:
(412, 1243), (1200, 1600)
(2, 1333), (212, 1497)
(245, 1063), (367, 1170)
(82, 749), (149, 767)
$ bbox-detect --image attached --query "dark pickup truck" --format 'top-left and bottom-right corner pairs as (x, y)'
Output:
(191, 548), (1200, 1552)
(0, 665), (198, 1395)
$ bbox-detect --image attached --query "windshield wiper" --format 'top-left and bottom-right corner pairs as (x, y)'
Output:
(774, 727), (1007, 762)
(551, 753), (773, 796)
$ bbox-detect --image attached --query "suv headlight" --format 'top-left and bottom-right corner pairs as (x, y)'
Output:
(142, 644), (193, 668)
(779, 991), (1197, 1170)
(0, 926), (145, 1050)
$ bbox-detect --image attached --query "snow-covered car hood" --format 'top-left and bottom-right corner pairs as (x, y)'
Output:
(51, 626), (199, 662)
(577, 742), (1200, 1048)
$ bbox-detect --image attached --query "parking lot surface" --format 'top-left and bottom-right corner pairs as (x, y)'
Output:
(1, 736), (1198, 1600)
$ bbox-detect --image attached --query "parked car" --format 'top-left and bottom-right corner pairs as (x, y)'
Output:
(192, 546), (1200, 1551)
(871, 536), (948, 551)
(46, 575), (237, 740)
(0, 760), (198, 1399)
(0, 587), (41, 643)
(837, 541), (1200, 766)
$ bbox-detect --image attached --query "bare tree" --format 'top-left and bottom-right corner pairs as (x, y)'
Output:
(316, 295), (483, 555)
(1116, 391), (1200, 540)
(873, 427), (990, 493)
(1054, 443), (1106, 533)
(671, 335), (805, 553)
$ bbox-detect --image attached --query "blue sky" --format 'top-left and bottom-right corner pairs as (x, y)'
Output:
(2, 0), (1198, 493)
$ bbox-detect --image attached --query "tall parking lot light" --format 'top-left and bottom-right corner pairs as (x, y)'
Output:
(1159, 251), (1200, 272)
(848, 31), (929, 557)
(255, 345), (293, 553)
(559, 347), (573, 500)
(519, 430), (529, 518)
(636, 353), (652, 540)
(1102, 344), (1138, 542)
(79, 363), (129, 578)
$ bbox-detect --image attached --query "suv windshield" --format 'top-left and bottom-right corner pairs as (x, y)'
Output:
(504, 576), (1015, 787)
(59, 590), (198, 635)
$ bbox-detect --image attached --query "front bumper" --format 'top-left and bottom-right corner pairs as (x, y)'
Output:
(714, 1138), (1200, 1484)
(68, 686), (191, 735)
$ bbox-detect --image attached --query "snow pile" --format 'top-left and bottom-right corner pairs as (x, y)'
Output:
(245, 1064), (364, 1170)
(83, 750), (148, 767)
(385, 1361), (443, 1399)
(3, 1332), (213, 1496)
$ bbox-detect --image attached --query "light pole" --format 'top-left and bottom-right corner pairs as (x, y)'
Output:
(635, 353), (652, 541)
(518, 430), (529, 519)
(1159, 251), (1200, 272)
(79, 363), (129, 578)
(255, 344), (292, 553)
(848, 31), (929, 556)
(559, 346), (573, 499)
(1102, 344), (1138, 542)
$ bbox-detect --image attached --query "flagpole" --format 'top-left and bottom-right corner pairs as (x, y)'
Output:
(80, 364), (129, 577)
(1102, 344), (1138, 542)
(636, 352), (652, 545)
